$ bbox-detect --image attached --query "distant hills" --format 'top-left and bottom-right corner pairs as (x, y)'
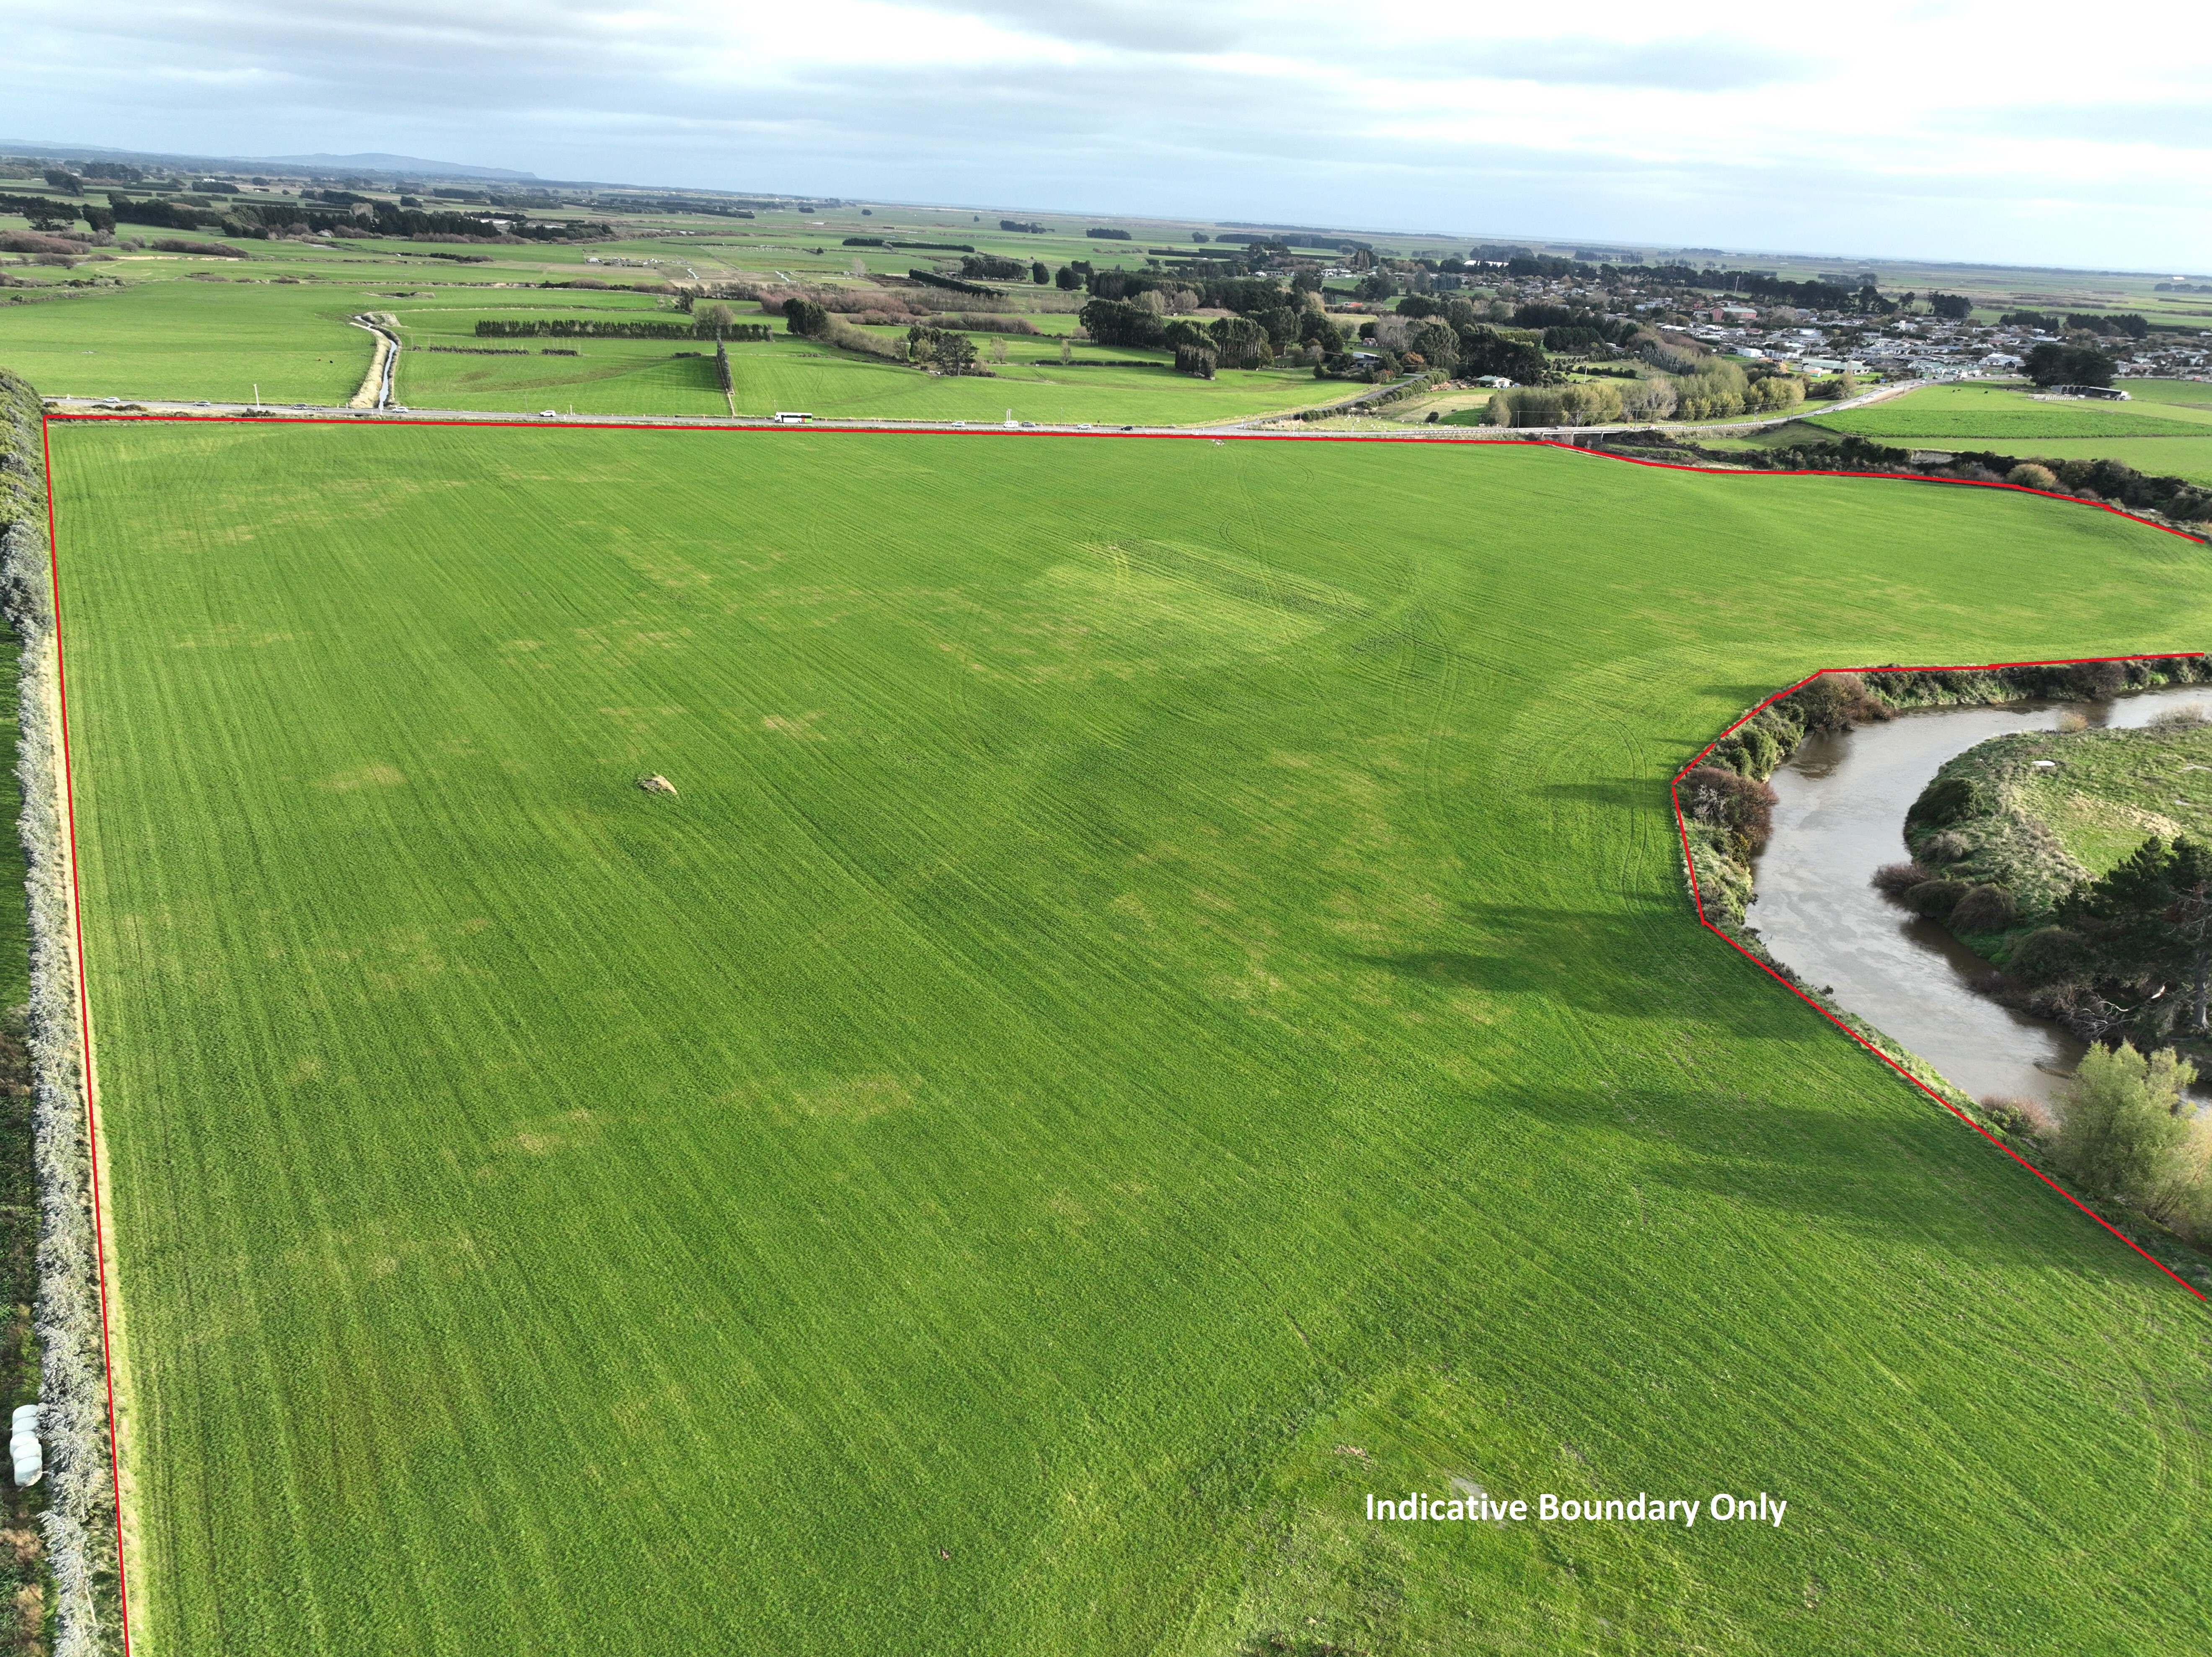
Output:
(251, 152), (538, 180)
(0, 139), (536, 181)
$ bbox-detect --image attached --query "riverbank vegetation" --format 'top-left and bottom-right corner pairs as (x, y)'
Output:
(1676, 663), (2192, 927)
(1686, 660), (2212, 939)
(1867, 704), (2212, 1241)
(2052, 1043), (2212, 1236)
(1605, 427), (2212, 532)
(0, 388), (46, 1652)
(3, 367), (116, 1655)
(1681, 673), (1894, 924)
(1688, 657), (2212, 1262)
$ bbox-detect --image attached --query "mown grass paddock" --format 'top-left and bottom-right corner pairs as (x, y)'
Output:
(0, 279), (383, 405)
(395, 330), (1338, 424)
(0, 276), (1345, 425)
(1717, 382), (2212, 486)
(382, 301), (1339, 425)
(1942, 434), (2212, 488)
(47, 419), (2212, 1655)
(1809, 379), (2212, 441)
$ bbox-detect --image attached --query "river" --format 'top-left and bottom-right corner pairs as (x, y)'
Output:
(1747, 683), (2212, 1112)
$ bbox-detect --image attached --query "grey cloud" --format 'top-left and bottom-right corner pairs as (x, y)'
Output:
(918, 0), (1260, 54)
(10, 8), (1367, 174)
(1451, 36), (1805, 90)
(1942, 100), (2212, 152)
(1, 0), (2203, 268)
(904, 3), (1806, 92)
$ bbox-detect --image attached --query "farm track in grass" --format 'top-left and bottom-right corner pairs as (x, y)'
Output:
(45, 420), (2212, 1655)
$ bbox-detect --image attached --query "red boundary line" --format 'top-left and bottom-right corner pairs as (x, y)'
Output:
(1675, 656), (2210, 1302)
(39, 418), (136, 1650)
(30, 416), (2205, 1656)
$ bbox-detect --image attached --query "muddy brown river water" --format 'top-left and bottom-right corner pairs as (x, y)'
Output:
(1748, 684), (2212, 1112)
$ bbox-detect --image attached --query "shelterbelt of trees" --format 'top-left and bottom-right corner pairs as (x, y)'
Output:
(1635, 432), (2212, 525)
(1483, 357), (1806, 426)
(1077, 277), (1556, 383)
(0, 182), (607, 244)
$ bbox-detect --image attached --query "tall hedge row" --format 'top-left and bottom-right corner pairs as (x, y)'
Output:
(0, 367), (123, 1656)
(474, 319), (771, 341)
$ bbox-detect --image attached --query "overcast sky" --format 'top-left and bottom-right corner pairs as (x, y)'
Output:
(6, 0), (2208, 272)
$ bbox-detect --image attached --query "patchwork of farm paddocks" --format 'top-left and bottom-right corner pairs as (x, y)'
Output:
(49, 419), (2212, 1655)
(0, 265), (1349, 424)
(388, 303), (1339, 423)
(0, 278), (674, 407)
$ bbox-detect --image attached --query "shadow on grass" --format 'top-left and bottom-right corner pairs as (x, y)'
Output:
(1499, 1067), (2173, 1291)
(1352, 897), (1824, 1036)
(1351, 902), (2188, 1286)
(1536, 777), (1662, 811)
(1701, 679), (1804, 709)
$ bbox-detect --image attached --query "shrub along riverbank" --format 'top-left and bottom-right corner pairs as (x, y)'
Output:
(1680, 658), (2212, 931)
(1681, 656), (2212, 1269)
(1605, 429), (2212, 535)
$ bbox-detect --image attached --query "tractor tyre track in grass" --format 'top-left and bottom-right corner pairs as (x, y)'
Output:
(30, 411), (2212, 1654)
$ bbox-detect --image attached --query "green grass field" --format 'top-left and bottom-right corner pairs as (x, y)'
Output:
(1990, 436), (2212, 485)
(0, 274), (1343, 424)
(410, 340), (1335, 423)
(1972, 721), (2212, 878)
(388, 309), (1341, 423)
(49, 421), (2212, 1656)
(1809, 381), (2212, 441)
(0, 280), (711, 409)
(1719, 403), (2212, 486)
(0, 279), (380, 405)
